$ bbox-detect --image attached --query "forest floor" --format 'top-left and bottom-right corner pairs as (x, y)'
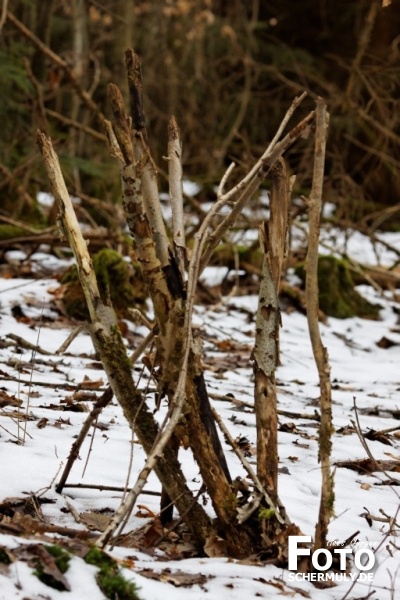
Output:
(0, 200), (399, 600)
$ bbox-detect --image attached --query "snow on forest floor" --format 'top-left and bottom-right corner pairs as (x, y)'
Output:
(0, 223), (399, 600)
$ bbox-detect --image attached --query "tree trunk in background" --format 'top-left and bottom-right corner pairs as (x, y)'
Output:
(69, 0), (89, 192)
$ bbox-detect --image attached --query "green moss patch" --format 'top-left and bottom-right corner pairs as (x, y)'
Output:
(0, 225), (34, 240)
(33, 544), (71, 591)
(84, 547), (140, 600)
(61, 248), (147, 319)
(295, 255), (381, 319)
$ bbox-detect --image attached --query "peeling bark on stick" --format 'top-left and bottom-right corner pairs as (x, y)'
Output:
(253, 157), (289, 500)
(125, 49), (170, 268)
(268, 158), (290, 290)
(168, 115), (186, 277)
(253, 239), (280, 497)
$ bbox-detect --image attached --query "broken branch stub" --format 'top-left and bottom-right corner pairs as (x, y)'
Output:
(124, 49), (171, 268)
(125, 48), (146, 133)
(252, 158), (290, 508)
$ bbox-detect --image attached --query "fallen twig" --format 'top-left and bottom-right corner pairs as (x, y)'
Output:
(209, 392), (320, 421)
(62, 483), (160, 496)
(351, 396), (400, 485)
(6, 333), (53, 356)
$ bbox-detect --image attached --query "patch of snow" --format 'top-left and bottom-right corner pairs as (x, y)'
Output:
(0, 225), (399, 599)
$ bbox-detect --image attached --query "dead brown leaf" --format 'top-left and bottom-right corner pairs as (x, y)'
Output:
(17, 544), (71, 591)
(0, 391), (22, 409)
(335, 458), (400, 473)
(364, 429), (392, 446)
(279, 422), (299, 433)
(141, 518), (164, 547)
(204, 534), (228, 557)
(376, 336), (399, 349)
(72, 391), (98, 402)
(0, 495), (45, 520)
(80, 511), (112, 532)
(138, 567), (209, 587)
(135, 505), (157, 519)
(79, 375), (104, 389)
(0, 409), (30, 420)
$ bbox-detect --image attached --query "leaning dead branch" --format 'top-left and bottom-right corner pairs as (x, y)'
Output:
(56, 387), (113, 494)
(303, 98), (333, 551)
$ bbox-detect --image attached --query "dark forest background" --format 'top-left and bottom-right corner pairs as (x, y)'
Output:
(1, 0), (399, 230)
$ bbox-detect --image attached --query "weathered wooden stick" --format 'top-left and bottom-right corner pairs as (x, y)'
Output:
(304, 98), (333, 551)
(252, 224), (280, 497)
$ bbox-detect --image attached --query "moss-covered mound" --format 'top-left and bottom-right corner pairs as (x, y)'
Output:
(61, 248), (147, 320)
(84, 547), (140, 600)
(0, 224), (39, 240)
(295, 255), (381, 319)
(27, 542), (140, 599)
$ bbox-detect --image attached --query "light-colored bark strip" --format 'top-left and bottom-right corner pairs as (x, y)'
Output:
(253, 225), (280, 497)
(268, 158), (290, 290)
(252, 157), (290, 499)
(36, 132), (101, 325)
(168, 115), (186, 276)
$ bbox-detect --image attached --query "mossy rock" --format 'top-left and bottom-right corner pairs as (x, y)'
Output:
(0, 224), (37, 240)
(295, 255), (381, 319)
(61, 248), (147, 320)
(211, 242), (263, 270)
(33, 544), (71, 591)
(29, 543), (140, 598)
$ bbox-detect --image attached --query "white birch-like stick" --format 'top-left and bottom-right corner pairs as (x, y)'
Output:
(37, 132), (101, 324)
(168, 115), (186, 276)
